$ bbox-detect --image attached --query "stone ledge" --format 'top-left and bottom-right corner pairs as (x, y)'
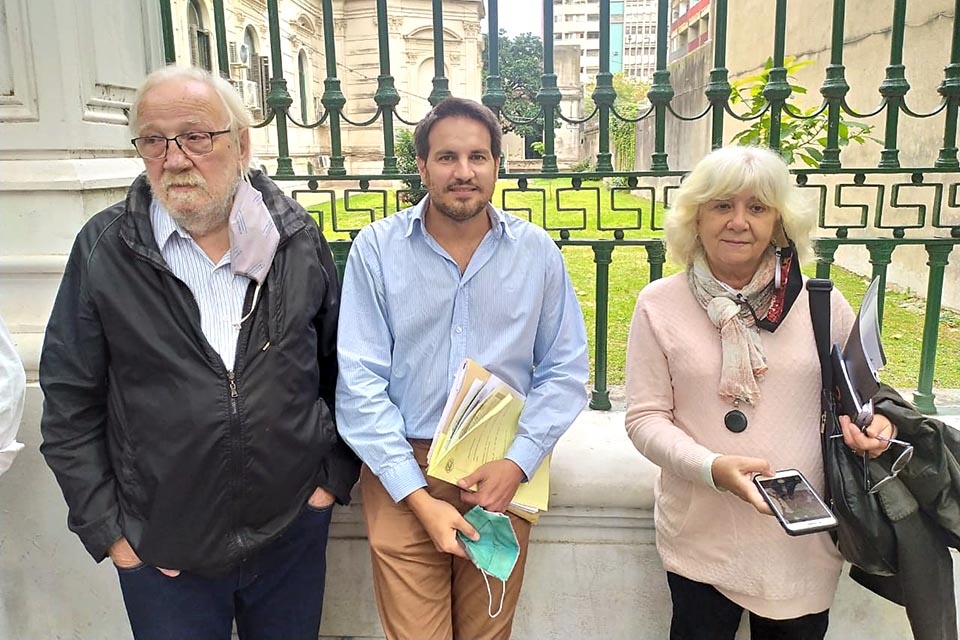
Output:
(0, 158), (143, 191)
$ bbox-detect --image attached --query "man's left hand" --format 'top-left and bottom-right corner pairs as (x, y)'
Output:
(457, 459), (525, 513)
(307, 486), (336, 509)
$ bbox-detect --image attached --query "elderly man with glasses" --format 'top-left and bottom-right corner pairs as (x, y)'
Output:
(39, 66), (359, 640)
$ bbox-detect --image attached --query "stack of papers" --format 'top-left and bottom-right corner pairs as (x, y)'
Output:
(426, 359), (550, 518)
(831, 277), (887, 427)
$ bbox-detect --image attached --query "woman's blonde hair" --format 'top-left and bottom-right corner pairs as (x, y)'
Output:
(664, 145), (816, 267)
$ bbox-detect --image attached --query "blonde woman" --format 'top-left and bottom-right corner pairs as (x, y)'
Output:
(625, 146), (894, 639)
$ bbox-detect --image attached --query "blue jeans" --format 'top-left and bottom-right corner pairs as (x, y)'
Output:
(116, 503), (333, 640)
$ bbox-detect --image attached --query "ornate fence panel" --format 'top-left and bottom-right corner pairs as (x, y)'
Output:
(159, 0), (959, 413)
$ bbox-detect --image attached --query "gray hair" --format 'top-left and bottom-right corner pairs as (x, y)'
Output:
(127, 66), (253, 136)
(664, 145), (816, 267)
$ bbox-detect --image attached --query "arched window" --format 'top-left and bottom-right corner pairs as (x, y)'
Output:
(187, 0), (212, 71)
(298, 50), (310, 121)
(243, 27), (258, 83)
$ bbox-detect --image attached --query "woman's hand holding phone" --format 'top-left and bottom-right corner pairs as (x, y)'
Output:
(753, 469), (838, 536)
(711, 455), (775, 516)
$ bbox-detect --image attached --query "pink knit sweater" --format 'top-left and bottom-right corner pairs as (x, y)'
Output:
(625, 272), (855, 619)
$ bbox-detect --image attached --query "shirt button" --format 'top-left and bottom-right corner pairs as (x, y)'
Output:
(455, 326), (463, 334)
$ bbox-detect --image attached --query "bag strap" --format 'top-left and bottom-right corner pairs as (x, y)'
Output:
(807, 278), (834, 393)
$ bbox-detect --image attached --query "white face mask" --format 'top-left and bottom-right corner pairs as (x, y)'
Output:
(228, 178), (279, 285)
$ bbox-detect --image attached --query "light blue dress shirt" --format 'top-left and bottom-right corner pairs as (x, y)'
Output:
(150, 201), (250, 370)
(335, 198), (589, 502)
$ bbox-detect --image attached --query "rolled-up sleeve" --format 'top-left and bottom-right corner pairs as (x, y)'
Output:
(0, 316), (25, 477)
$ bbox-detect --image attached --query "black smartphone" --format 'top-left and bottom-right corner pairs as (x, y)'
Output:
(753, 469), (838, 536)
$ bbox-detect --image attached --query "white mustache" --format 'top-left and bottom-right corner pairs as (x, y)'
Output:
(161, 173), (207, 190)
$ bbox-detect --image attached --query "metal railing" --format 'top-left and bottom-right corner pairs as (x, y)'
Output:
(158, 0), (960, 413)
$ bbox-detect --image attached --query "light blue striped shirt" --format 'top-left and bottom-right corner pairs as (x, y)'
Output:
(150, 201), (250, 370)
(335, 198), (589, 502)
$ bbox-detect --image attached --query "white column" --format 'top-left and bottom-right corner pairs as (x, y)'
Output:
(0, 0), (164, 378)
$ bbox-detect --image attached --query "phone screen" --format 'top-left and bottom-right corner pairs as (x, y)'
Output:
(756, 474), (832, 524)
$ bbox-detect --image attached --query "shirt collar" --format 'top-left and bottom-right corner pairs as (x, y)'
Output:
(149, 199), (192, 252)
(404, 196), (516, 241)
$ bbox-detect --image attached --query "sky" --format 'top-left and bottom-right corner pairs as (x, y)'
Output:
(483, 2), (544, 37)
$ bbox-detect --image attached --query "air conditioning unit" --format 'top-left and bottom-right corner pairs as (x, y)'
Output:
(228, 41), (249, 67)
(241, 80), (261, 110)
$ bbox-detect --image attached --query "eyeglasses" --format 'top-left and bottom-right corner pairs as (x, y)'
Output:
(131, 129), (232, 159)
(829, 430), (914, 494)
(865, 434), (914, 495)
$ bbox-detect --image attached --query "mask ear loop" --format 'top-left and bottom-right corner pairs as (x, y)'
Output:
(774, 246), (782, 290)
(480, 570), (506, 619)
(230, 281), (262, 329)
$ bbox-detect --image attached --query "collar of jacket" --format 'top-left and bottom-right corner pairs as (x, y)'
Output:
(117, 169), (307, 267)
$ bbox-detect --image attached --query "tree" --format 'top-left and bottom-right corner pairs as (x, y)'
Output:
(585, 73), (650, 171)
(729, 56), (877, 167)
(482, 31), (547, 141)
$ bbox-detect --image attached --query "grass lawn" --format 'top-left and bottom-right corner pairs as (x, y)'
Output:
(306, 178), (960, 390)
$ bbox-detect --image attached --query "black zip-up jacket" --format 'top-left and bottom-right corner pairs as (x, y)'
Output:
(39, 170), (360, 576)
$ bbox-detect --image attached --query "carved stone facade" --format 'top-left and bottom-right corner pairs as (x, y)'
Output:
(169, 0), (483, 175)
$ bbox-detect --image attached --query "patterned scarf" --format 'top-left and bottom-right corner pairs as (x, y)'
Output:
(688, 247), (778, 406)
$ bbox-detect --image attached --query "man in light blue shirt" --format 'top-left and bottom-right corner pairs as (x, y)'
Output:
(336, 97), (589, 640)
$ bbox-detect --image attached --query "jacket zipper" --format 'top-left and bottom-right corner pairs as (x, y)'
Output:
(226, 369), (248, 558)
(227, 370), (239, 412)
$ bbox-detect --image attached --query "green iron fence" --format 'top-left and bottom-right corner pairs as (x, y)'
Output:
(159, 0), (960, 414)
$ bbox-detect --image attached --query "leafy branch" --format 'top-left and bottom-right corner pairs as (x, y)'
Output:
(729, 56), (878, 167)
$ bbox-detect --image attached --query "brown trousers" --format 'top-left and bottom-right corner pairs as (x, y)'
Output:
(359, 440), (533, 640)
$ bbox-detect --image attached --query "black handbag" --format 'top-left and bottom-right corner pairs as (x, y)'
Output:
(807, 279), (898, 576)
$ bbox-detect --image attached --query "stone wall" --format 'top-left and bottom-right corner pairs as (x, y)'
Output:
(0, 388), (925, 639)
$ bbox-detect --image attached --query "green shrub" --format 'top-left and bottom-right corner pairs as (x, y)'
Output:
(395, 129), (427, 205)
(570, 158), (593, 173)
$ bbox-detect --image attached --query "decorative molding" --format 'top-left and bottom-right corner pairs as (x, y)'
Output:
(334, 19), (346, 37)
(75, 1), (156, 125)
(448, 52), (461, 65)
(463, 21), (481, 38)
(405, 50), (420, 65)
(293, 14), (316, 35)
(0, 0), (39, 122)
(388, 16), (403, 34)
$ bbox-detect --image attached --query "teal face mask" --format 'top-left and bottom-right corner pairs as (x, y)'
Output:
(456, 506), (520, 618)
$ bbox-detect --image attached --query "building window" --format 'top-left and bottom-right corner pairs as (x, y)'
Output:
(187, 0), (212, 71)
(231, 26), (269, 115)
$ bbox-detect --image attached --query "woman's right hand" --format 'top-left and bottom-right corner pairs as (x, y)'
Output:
(711, 455), (775, 516)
